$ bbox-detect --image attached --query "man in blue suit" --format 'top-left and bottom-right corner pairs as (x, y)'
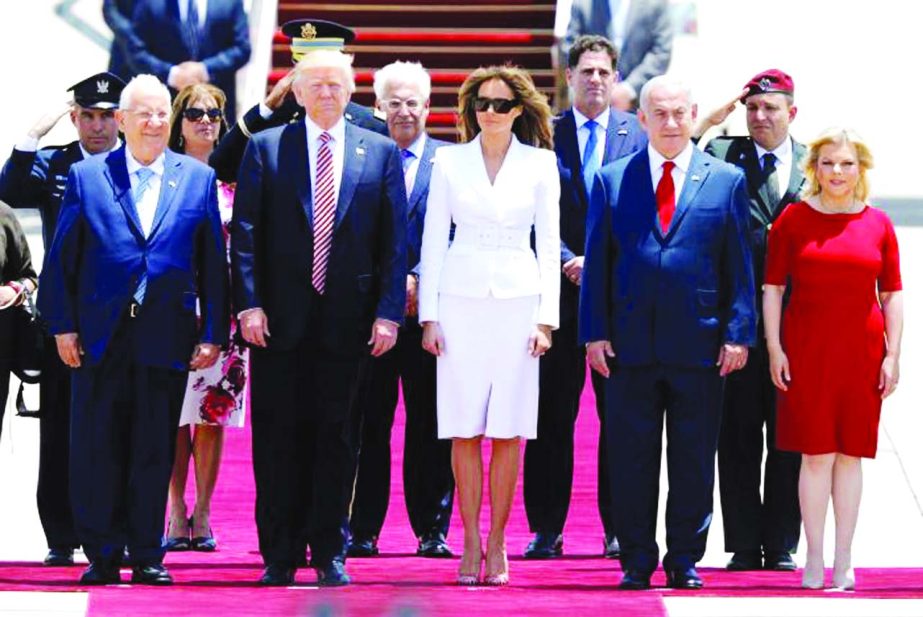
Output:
(523, 35), (646, 560)
(231, 49), (406, 587)
(346, 61), (454, 560)
(121, 0), (251, 118)
(102, 0), (136, 81)
(580, 76), (755, 590)
(39, 75), (228, 585)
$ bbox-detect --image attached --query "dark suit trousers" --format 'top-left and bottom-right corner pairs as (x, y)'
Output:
(607, 364), (723, 574)
(69, 317), (186, 566)
(349, 318), (454, 540)
(38, 347), (80, 551)
(250, 301), (364, 568)
(718, 342), (801, 553)
(524, 315), (615, 537)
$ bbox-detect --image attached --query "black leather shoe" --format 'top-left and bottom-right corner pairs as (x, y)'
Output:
(603, 535), (621, 559)
(259, 564), (296, 586)
(131, 564), (173, 585)
(315, 560), (351, 587)
(726, 550), (763, 571)
(523, 532), (563, 559)
(763, 551), (797, 571)
(665, 566), (704, 589)
(79, 563), (121, 585)
(44, 548), (75, 566)
(618, 569), (651, 590)
(417, 531), (453, 558)
(346, 535), (379, 557)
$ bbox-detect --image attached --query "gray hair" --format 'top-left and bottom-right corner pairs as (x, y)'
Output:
(293, 49), (356, 94)
(639, 75), (693, 113)
(373, 61), (432, 100)
(119, 74), (171, 110)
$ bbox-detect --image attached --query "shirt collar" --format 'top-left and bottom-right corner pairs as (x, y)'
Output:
(125, 147), (166, 177)
(403, 132), (427, 159)
(79, 138), (121, 161)
(305, 114), (347, 147)
(572, 106), (610, 132)
(754, 135), (793, 164)
(648, 141), (695, 175)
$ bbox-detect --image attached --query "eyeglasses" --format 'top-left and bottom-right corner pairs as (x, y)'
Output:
(473, 97), (519, 114)
(127, 109), (170, 123)
(182, 108), (223, 122)
(382, 98), (424, 112)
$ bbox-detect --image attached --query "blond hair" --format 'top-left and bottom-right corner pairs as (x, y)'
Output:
(293, 49), (356, 94)
(801, 127), (874, 202)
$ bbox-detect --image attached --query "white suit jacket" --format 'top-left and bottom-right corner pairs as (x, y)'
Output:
(418, 134), (561, 328)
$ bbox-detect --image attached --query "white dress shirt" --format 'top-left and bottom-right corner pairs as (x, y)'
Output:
(305, 115), (346, 208)
(647, 141), (695, 203)
(125, 149), (165, 238)
(572, 106), (609, 171)
(754, 136), (794, 197)
(401, 132), (427, 198)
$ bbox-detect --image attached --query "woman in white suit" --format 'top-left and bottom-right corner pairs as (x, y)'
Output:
(419, 65), (560, 585)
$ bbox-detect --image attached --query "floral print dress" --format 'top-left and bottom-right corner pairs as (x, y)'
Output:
(179, 182), (249, 427)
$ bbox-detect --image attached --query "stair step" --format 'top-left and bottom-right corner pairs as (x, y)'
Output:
(274, 45), (552, 70)
(273, 28), (554, 46)
(278, 4), (554, 29)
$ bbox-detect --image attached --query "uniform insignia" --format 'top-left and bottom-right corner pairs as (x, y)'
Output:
(96, 80), (110, 94)
(301, 23), (317, 40)
(758, 77), (772, 91)
(355, 147), (365, 156)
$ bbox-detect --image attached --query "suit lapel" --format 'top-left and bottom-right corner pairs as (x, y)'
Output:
(732, 139), (774, 225)
(279, 123), (312, 228)
(663, 149), (710, 242)
(336, 124), (365, 229)
(103, 147), (145, 242)
(603, 109), (635, 165)
(558, 111), (588, 208)
(148, 150), (182, 239)
(408, 135), (437, 219)
(782, 139), (806, 207)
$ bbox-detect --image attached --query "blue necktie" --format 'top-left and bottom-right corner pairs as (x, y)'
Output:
(132, 168), (154, 304)
(401, 149), (416, 197)
(582, 119), (600, 199)
(183, 0), (200, 60)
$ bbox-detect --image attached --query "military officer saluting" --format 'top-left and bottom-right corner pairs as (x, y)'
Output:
(0, 71), (125, 567)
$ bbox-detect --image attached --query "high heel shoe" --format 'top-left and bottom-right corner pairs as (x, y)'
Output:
(801, 560), (825, 589)
(191, 515), (217, 552)
(164, 515), (191, 551)
(833, 563), (855, 590)
(484, 546), (509, 586)
(457, 550), (482, 585)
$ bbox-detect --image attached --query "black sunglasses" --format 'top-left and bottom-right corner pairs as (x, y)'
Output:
(473, 97), (519, 114)
(182, 107), (223, 122)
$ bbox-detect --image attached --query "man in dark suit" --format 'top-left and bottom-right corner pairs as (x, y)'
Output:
(580, 76), (756, 590)
(209, 19), (387, 183)
(121, 0), (251, 118)
(0, 72), (125, 568)
(523, 35), (645, 561)
(231, 49), (406, 587)
(693, 69), (804, 572)
(102, 0), (136, 81)
(346, 61), (454, 560)
(39, 75), (228, 585)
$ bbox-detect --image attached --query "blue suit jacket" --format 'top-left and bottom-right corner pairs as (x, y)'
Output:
(407, 135), (450, 275)
(579, 147), (756, 367)
(102, 0), (137, 81)
(125, 0), (251, 117)
(231, 121), (407, 355)
(38, 147), (229, 369)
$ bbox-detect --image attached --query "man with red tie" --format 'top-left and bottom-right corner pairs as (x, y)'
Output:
(231, 49), (407, 587)
(580, 76), (755, 590)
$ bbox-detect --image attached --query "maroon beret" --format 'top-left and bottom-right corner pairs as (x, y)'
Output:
(741, 69), (794, 102)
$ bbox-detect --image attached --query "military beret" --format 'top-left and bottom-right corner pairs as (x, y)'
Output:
(741, 69), (794, 102)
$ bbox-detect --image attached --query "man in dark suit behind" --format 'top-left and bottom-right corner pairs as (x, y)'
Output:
(122, 0), (251, 118)
(580, 76), (756, 590)
(0, 72), (125, 568)
(346, 61), (454, 560)
(39, 75), (228, 586)
(102, 0), (136, 81)
(231, 49), (406, 587)
(693, 69), (804, 573)
(522, 35), (645, 560)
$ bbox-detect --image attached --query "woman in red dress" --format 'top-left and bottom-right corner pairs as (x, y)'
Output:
(763, 128), (903, 590)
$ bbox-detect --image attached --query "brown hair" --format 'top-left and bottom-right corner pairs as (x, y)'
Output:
(801, 127), (874, 203)
(456, 65), (553, 150)
(168, 83), (229, 153)
(567, 35), (618, 69)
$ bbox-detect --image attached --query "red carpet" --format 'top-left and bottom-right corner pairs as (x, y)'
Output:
(1, 374), (922, 614)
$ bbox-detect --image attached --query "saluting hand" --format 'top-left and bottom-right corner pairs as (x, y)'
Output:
(265, 69), (297, 111)
(27, 102), (72, 141)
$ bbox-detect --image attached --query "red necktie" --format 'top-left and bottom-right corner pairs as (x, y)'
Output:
(312, 132), (336, 293)
(656, 160), (676, 233)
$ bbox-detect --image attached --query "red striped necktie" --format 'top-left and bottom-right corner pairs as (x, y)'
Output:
(312, 131), (336, 293)
(656, 160), (676, 233)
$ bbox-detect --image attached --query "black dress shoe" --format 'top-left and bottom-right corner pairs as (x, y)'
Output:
(417, 532), (453, 558)
(726, 550), (763, 571)
(79, 563), (121, 585)
(618, 569), (651, 590)
(763, 551), (797, 571)
(523, 532), (563, 559)
(315, 560), (351, 587)
(131, 564), (173, 585)
(603, 535), (621, 559)
(346, 535), (379, 557)
(44, 548), (75, 566)
(665, 566), (704, 589)
(259, 564), (296, 586)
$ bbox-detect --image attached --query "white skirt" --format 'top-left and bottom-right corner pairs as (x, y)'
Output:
(436, 293), (539, 439)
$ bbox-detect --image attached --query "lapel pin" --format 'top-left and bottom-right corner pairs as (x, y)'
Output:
(356, 146), (365, 156)
(617, 129), (628, 136)
(168, 180), (177, 188)
(691, 174), (701, 182)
